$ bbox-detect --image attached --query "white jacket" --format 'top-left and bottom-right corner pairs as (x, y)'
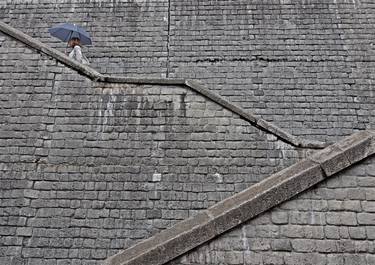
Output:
(69, 45), (89, 65)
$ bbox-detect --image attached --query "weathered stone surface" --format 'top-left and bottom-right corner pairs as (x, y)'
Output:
(337, 130), (375, 164)
(310, 131), (375, 176)
(0, 22), (323, 149)
(104, 131), (374, 265)
(0, 1), (374, 265)
(0, 21), (103, 81)
(257, 119), (299, 146)
(309, 145), (351, 177)
(0, 31), (304, 264)
(1, 0), (375, 142)
(170, 156), (375, 265)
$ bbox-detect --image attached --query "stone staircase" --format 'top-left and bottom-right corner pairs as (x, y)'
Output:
(102, 130), (375, 265)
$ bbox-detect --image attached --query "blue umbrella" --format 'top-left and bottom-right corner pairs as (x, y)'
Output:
(48, 23), (92, 45)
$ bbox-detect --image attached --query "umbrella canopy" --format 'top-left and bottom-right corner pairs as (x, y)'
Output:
(48, 23), (92, 45)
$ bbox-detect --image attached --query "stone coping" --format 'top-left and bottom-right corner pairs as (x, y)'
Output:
(102, 130), (375, 265)
(0, 21), (326, 149)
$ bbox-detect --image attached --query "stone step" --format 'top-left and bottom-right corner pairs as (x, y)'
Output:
(0, 21), (326, 149)
(102, 130), (375, 265)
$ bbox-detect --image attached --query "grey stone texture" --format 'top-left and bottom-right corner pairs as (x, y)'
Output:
(0, 33), (301, 264)
(0, 1), (375, 265)
(1, 0), (375, 141)
(0, 20), (326, 149)
(0, 20), (103, 82)
(168, 155), (375, 265)
(103, 130), (375, 265)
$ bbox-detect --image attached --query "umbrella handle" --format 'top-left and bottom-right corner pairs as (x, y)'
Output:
(65, 31), (73, 55)
(65, 31), (73, 54)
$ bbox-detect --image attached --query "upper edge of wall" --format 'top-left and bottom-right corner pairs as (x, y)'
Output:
(0, 20), (327, 149)
(102, 130), (375, 265)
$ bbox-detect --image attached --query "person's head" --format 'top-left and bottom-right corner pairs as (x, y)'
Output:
(68, 37), (81, 48)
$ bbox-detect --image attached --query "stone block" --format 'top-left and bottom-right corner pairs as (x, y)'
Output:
(362, 201), (375, 212)
(271, 239), (292, 251)
(357, 213), (375, 225)
(146, 209), (162, 219)
(16, 227), (32, 237)
(366, 227), (375, 240)
(291, 239), (316, 252)
(310, 145), (351, 177)
(348, 227), (366, 240)
(326, 212), (357, 226)
(336, 130), (375, 164)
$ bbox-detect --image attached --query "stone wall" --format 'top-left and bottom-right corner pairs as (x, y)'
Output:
(1, 0), (375, 141)
(0, 33), (301, 265)
(0, 0), (169, 77)
(168, 0), (375, 142)
(168, 155), (375, 265)
(1, 1), (375, 264)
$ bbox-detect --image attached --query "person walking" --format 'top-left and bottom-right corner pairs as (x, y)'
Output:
(68, 37), (90, 64)
(48, 23), (91, 65)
